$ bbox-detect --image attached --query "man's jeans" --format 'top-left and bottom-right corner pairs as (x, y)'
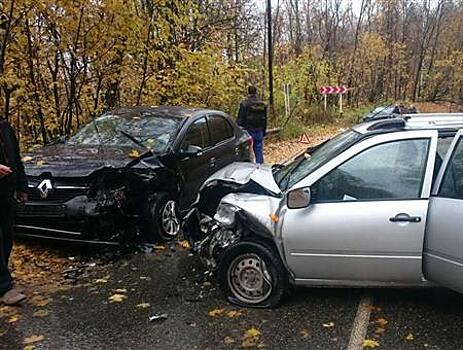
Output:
(247, 128), (264, 164)
(0, 198), (14, 295)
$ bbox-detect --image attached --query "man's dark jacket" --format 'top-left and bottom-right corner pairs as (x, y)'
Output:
(237, 94), (267, 135)
(0, 120), (27, 198)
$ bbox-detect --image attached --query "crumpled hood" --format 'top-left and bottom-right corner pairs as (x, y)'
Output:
(202, 162), (281, 195)
(23, 143), (161, 177)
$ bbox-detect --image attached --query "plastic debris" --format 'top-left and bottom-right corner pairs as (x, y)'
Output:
(149, 313), (168, 322)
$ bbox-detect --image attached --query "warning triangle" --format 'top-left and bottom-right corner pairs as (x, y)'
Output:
(299, 133), (310, 144)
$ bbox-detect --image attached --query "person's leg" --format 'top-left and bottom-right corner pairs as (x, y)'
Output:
(0, 198), (26, 304)
(0, 220), (13, 296)
(252, 129), (264, 164)
(2, 201), (14, 263)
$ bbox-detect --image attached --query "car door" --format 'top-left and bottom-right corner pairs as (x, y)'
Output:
(423, 129), (463, 293)
(206, 114), (237, 169)
(281, 130), (438, 283)
(177, 117), (216, 210)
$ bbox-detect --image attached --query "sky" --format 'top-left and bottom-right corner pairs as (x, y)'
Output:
(255, 0), (364, 15)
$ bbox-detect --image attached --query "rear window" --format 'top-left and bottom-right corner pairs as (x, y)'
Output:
(208, 115), (234, 145)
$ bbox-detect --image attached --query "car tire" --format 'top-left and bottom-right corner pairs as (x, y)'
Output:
(217, 241), (289, 308)
(142, 193), (181, 242)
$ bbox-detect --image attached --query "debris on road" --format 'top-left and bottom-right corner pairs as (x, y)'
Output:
(322, 321), (335, 328)
(148, 313), (168, 322)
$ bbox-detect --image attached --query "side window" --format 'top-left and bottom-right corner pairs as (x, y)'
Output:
(439, 138), (463, 199)
(432, 136), (454, 186)
(181, 117), (210, 149)
(311, 139), (430, 203)
(208, 115), (234, 145)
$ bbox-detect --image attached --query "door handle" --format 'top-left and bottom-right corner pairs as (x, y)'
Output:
(389, 214), (421, 223)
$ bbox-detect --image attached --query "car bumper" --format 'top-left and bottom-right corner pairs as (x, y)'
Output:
(15, 195), (139, 242)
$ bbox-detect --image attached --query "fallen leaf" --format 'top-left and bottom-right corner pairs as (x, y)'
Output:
(113, 288), (127, 294)
(375, 318), (388, 327)
(33, 310), (49, 318)
(178, 240), (191, 249)
(22, 156), (33, 163)
(36, 160), (44, 167)
(129, 149), (140, 158)
(23, 335), (44, 345)
(7, 315), (20, 323)
(208, 308), (225, 317)
(24, 346), (35, 350)
(405, 333), (414, 341)
(300, 329), (310, 338)
(30, 296), (52, 307)
(94, 278), (108, 284)
(224, 336), (235, 344)
(241, 338), (257, 348)
(135, 303), (150, 309)
(226, 310), (242, 318)
(241, 327), (261, 348)
(363, 339), (380, 348)
(244, 327), (261, 338)
(322, 322), (335, 328)
(108, 294), (127, 303)
(153, 245), (166, 250)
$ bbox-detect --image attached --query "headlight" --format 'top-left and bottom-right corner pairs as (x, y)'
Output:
(214, 203), (240, 228)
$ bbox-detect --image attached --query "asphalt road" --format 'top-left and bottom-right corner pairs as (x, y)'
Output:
(1, 244), (463, 350)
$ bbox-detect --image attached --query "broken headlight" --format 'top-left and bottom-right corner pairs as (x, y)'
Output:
(214, 203), (240, 228)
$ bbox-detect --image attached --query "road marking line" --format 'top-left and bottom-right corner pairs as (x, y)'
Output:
(346, 294), (373, 350)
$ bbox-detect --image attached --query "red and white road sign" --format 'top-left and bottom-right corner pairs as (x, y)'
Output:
(299, 133), (310, 144)
(319, 86), (348, 94)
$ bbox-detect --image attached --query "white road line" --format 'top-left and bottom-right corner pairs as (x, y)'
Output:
(346, 294), (373, 350)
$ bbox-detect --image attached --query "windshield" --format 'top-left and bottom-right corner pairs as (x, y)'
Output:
(68, 114), (181, 153)
(275, 129), (362, 190)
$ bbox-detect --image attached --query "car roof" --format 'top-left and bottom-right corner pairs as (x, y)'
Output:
(107, 105), (227, 119)
(353, 113), (463, 135)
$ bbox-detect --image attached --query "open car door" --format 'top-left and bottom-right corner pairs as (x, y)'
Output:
(424, 129), (463, 292)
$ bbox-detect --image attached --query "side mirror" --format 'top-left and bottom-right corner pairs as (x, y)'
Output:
(287, 187), (312, 209)
(181, 145), (203, 158)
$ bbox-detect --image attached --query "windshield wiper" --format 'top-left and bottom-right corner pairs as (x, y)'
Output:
(279, 138), (331, 190)
(119, 129), (147, 150)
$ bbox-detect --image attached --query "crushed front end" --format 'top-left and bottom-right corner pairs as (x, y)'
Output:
(183, 162), (285, 271)
(16, 163), (174, 244)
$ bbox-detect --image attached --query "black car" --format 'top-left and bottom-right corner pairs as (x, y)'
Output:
(16, 106), (251, 244)
(361, 105), (396, 122)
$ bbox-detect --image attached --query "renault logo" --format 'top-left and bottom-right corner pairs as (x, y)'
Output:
(37, 179), (53, 199)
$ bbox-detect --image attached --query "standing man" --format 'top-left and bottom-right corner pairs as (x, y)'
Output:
(237, 86), (267, 164)
(0, 118), (27, 305)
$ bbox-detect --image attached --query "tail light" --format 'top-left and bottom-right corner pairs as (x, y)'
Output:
(247, 135), (256, 163)
(248, 136), (253, 148)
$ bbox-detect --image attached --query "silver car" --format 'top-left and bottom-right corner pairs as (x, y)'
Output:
(184, 113), (463, 307)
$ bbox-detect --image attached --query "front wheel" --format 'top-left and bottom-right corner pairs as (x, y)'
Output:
(217, 241), (289, 308)
(142, 194), (180, 242)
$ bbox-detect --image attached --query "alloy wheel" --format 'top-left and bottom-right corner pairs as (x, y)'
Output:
(161, 200), (180, 237)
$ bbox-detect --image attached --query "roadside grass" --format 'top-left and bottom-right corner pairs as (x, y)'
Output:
(274, 103), (374, 140)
